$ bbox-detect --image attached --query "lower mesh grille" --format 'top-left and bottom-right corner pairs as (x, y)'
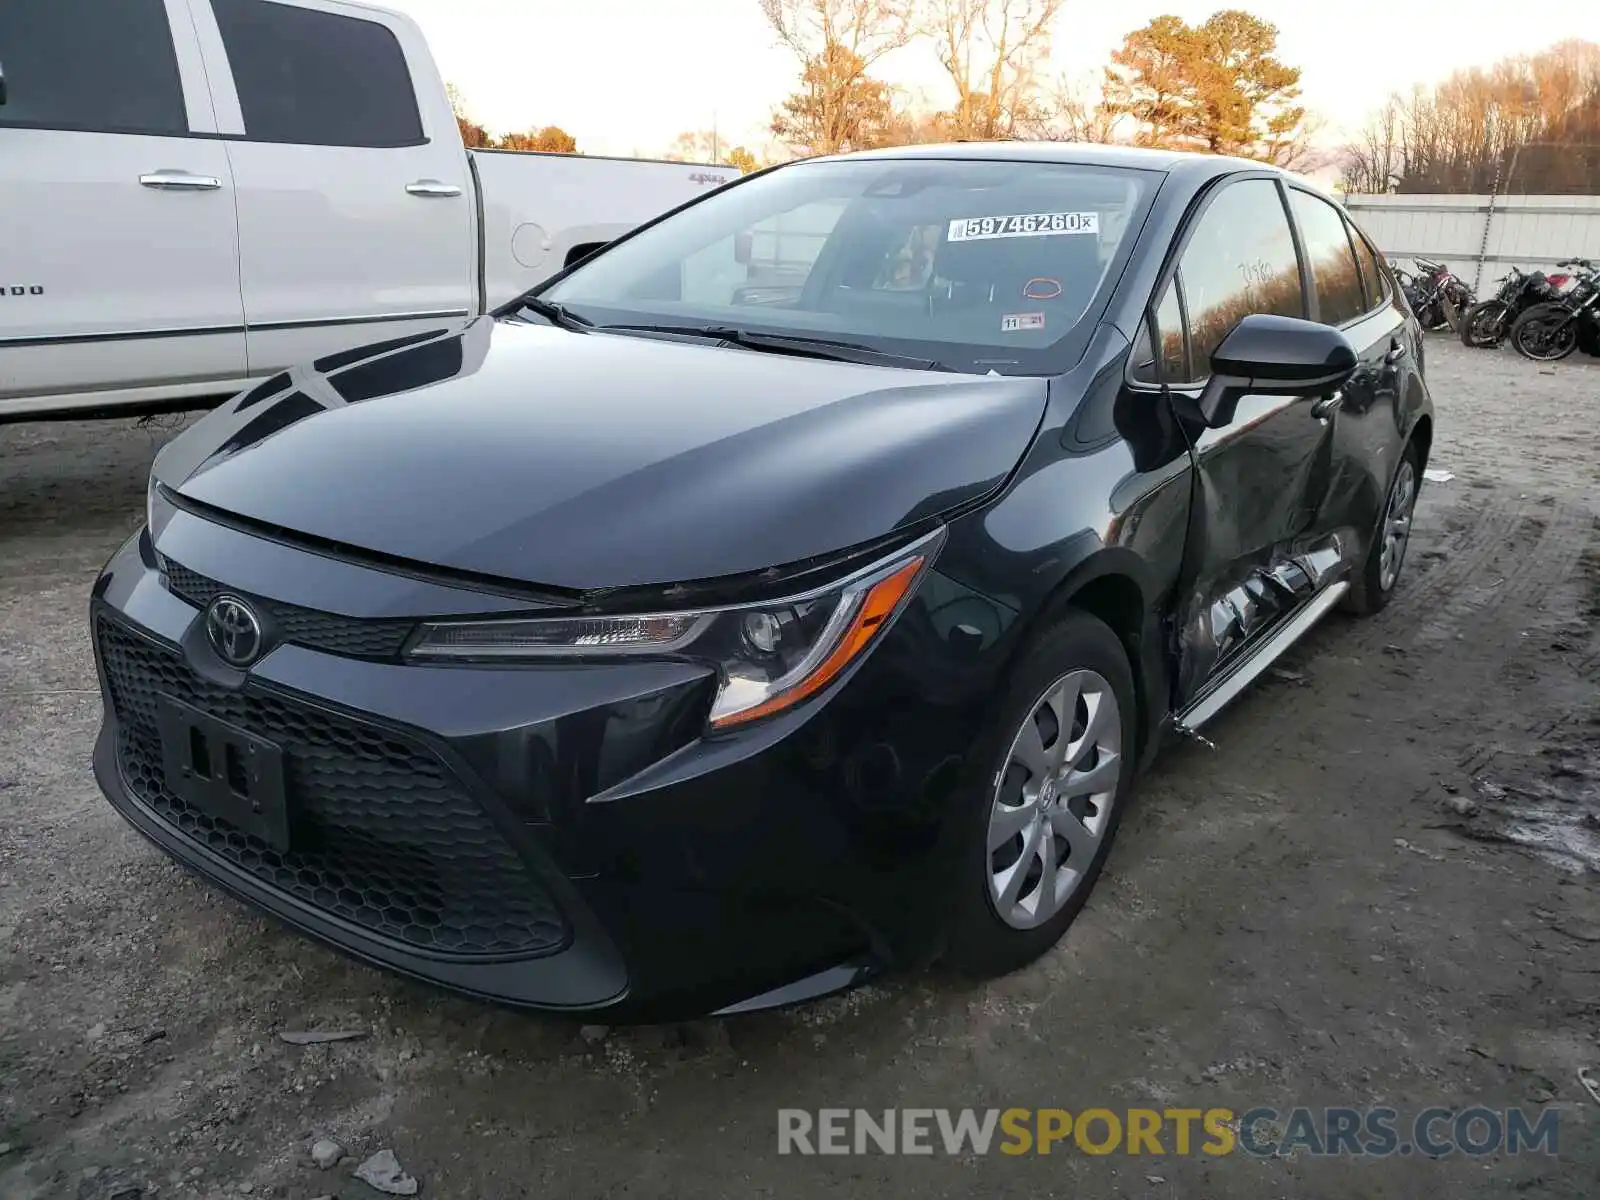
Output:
(97, 615), (567, 959)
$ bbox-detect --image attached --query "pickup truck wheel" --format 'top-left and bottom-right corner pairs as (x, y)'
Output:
(942, 610), (1136, 978)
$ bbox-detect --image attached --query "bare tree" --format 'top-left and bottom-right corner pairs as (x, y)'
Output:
(1339, 96), (1404, 193)
(1341, 39), (1600, 194)
(761, 0), (915, 65)
(1023, 72), (1120, 143)
(922, 0), (1065, 140)
(760, 0), (916, 155)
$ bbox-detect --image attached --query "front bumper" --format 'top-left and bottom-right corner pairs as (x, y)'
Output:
(89, 512), (1010, 1020)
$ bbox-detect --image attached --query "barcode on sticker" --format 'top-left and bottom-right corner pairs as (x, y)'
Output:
(948, 212), (1099, 242)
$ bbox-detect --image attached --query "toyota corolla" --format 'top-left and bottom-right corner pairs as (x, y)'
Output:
(90, 144), (1433, 1020)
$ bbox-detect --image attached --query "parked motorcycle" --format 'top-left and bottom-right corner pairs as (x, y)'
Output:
(1508, 259), (1600, 362)
(1458, 266), (1573, 348)
(1401, 258), (1475, 332)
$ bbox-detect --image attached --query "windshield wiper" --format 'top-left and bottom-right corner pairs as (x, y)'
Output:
(516, 297), (593, 332)
(598, 323), (956, 372)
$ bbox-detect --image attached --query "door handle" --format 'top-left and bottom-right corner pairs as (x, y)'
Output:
(1384, 339), (1407, 365)
(406, 180), (463, 198)
(139, 170), (222, 191)
(1311, 390), (1343, 419)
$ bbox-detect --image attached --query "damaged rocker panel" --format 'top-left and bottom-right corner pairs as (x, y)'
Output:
(1179, 539), (1347, 705)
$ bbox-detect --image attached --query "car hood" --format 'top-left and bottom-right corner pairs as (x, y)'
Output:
(154, 317), (1048, 593)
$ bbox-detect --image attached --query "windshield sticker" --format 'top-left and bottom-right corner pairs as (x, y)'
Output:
(948, 212), (1099, 242)
(1023, 277), (1063, 300)
(1000, 312), (1046, 333)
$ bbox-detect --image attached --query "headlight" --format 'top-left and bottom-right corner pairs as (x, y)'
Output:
(147, 477), (177, 544)
(406, 529), (943, 729)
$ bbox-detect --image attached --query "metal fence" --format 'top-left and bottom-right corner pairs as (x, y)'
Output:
(1339, 193), (1600, 292)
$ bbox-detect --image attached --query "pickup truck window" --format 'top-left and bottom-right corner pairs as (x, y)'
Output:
(212, 0), (424, 148)
(543, 157), (1157, 376)
(0, 0), (186, 136)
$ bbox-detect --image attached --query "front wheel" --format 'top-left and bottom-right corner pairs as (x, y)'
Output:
(1510, 304), (1579, 361)
(942, 610), (1136, 978)
(1459, 300), (1510, 347)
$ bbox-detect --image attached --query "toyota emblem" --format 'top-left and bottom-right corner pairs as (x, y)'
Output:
(205, 595), (264, 667)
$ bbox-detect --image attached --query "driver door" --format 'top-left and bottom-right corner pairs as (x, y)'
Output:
(1151, 176), (1344, 705)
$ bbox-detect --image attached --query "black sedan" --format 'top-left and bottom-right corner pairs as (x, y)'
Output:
(90, 144), (1433, 1020)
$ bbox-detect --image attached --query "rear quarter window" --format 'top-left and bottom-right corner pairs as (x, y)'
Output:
(1346, 219), (1389, 313)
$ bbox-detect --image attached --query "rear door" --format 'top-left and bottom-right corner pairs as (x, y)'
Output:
(0, 0), (245, 413)
(189, 0), (476, 372)
(1284, 187), (1404, 571)
(1147, 175), (1342, 704)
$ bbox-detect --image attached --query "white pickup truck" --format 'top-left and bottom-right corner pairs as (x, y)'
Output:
(0, 0), (734, 422)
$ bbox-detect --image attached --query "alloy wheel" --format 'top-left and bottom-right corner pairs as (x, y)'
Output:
(987, 669), (1122, 930)
(1378, 458), (1417, 593)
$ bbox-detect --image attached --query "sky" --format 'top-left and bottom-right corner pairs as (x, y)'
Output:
(384, 0), (1593, 160)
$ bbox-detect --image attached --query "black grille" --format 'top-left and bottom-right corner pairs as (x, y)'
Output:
(97, 616), (567, 959)
(162, 561), (415, 660)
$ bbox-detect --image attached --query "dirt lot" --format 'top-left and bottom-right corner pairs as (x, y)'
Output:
(3, 337), (1598, 1199)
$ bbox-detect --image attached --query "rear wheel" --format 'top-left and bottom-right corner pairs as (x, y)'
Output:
(942, 610), (1136, 977)
(1510, 304), (1579, 361)
(1459, 300), (1510, 347)
(1345, 442), (1420, 616)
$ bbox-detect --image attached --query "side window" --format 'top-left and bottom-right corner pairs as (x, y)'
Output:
(1289, 190), (1367, 327)
(212, 0), (424, 148)
(1132, 280), (1187, 384)
(1175, 179), (1304, 381)
(0, 0), (186, 135)
(1347, 221), (1388, 313)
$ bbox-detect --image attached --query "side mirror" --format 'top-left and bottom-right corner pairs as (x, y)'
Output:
(1191, 313), (1358, 428)
(733, 230), (754, 265)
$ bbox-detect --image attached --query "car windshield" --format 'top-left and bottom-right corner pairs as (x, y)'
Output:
(536, 156), (1159, 375)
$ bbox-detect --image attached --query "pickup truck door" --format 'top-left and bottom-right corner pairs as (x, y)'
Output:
(187, 0), (477, 373)
(0, 0), (246, 416)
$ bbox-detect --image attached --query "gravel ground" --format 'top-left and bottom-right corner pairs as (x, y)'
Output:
(2, 338), (1598, 1199)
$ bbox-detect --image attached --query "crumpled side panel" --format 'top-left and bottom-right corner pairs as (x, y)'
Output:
(1177, 537), (1348, 698)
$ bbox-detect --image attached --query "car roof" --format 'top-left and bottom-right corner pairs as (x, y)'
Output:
(797, 141), (1298, 195)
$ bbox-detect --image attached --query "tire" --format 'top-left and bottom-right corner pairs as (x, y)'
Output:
(942, 609), (1137, 978)
(1459, 300), (1510, 347)
(1510, 304), (1579, 362)
(1344, 441), (1420, 616)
